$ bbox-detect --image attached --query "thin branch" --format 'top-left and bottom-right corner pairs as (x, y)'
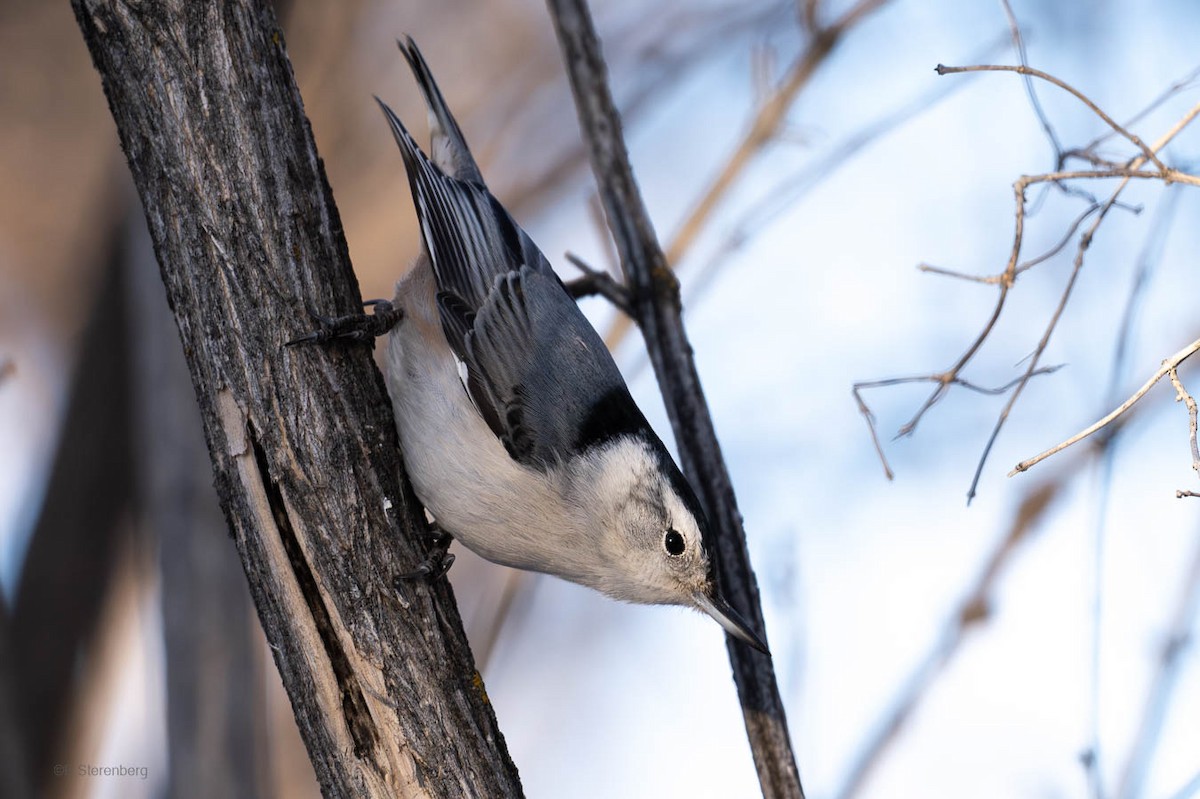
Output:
(852, 366), (1060, 480)
(564, 252), (633, 315)
(546, 1), (803, 795)
(936, 63), (1168, 174)
(1015, 202), (1106, 274)
(972, 96), (1200, 497)
(1168, 367), (1200, 482)
(915, 263), (1004, 284)
(852, 386), (894, 480)
(916, 201), (1104, 284)
(1069, 63), (1200, 163)
(1010, 337), (1200, 475)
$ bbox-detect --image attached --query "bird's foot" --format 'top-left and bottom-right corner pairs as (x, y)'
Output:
(395, 523), (455, 582)
(286, 299), (403, 347)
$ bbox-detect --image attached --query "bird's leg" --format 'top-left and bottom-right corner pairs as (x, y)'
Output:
(395, 520), (455, 582)
(286, 299), (403, 347)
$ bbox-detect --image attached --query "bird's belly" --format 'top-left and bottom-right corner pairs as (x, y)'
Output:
(382, 298), (570, 573)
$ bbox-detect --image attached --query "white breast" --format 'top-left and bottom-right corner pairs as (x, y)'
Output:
(383, 260), (595, 580)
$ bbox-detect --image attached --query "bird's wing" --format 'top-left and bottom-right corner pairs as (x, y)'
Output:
(377, 99), (552, 310)
(377, 90), (646, 467)
(397, 37), (483, 185)
(463, 266), (648, 468)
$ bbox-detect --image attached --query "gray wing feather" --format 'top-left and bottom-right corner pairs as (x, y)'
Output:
(466, 267), (629, 467)
(376, 99), (552, 308)
(379, 55), (637, 469)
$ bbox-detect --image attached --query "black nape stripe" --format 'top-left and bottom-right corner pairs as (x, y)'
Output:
(575, 387), (650, 452)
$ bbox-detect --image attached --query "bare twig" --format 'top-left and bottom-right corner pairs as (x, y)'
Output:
(564, 252), (633, 315)
(1168, 367), (1200, 481)
(852, 387), (894, 481)
(852, 366), (1061, 480)
(1010, 337), (1200, 475)
(972, 96), (1200, 498)
(916, 200), (1104, 284)
(935, 63), (1168, 175)
(1068, 63), (1200, 164)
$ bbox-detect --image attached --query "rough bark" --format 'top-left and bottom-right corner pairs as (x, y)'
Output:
(70, 2), (522, 797)
(546, 1), (805, 797)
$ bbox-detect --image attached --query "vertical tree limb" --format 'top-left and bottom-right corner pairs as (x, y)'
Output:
(70, 1), (521, 796)
(545, 1), (804, 796)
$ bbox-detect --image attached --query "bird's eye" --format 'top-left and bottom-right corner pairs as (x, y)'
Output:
(664, 529), (685, 557)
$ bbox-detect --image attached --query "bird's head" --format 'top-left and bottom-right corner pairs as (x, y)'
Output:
(570, 435), (769, 654)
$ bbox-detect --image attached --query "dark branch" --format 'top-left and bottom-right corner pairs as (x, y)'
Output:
(545, 1), (804, 796)
(563, 252), (633, 315)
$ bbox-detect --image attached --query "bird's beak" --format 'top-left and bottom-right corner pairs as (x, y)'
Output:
(693, 591), (770, 656)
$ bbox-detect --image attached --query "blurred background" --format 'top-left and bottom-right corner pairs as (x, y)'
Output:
(2, 0), (1199, 797)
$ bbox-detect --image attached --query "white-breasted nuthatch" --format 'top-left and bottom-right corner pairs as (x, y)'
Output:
(316, 38), (767, 654)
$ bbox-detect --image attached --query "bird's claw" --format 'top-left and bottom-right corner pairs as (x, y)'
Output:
(286, 299), (403, 347)
(396, 552), (455, 583)
(395, 522), (455, 583)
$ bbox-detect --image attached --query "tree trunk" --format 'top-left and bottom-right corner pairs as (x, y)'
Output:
(70, 2), (522, 797)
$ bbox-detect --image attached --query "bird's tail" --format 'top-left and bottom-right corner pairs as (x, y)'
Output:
(397, 36), (484, 185)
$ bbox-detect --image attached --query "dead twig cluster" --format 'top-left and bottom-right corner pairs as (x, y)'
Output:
(854, 28), (1200, 500)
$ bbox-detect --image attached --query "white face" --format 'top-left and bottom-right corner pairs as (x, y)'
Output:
(572, 437), (712, 606)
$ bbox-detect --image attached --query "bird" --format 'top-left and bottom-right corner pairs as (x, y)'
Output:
(318, 37), (766, 654)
